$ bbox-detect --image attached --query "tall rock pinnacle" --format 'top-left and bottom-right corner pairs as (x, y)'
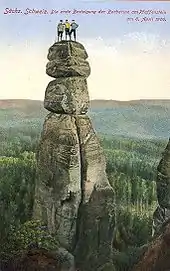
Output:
(33, 41), (115, 271)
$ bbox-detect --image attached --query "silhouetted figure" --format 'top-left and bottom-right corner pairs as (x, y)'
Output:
(57, 19), (65, 41)
(64, 19), (71, 40)
(69, 20), (79, 41)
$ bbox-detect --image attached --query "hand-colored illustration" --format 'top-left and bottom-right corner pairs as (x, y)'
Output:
(0, 0), (170, 270)
(57, 19), (79, 41)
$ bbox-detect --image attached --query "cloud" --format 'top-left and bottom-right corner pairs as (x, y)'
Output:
(0, 33), (170, 101)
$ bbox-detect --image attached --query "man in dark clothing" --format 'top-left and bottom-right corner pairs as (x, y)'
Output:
(69, 20), (79, 41)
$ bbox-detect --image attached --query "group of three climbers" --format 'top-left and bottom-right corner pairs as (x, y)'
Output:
(57, 19), (79, 42)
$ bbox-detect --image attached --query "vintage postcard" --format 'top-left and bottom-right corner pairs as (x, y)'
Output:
(0, 0), (170, 270)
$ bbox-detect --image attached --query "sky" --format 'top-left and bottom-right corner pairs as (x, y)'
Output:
(0, 0), (170, 101)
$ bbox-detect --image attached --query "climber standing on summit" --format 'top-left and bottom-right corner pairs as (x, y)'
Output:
(69, 20), (79, 41)
(57, 20), (65, 41)
(64, 19), (71, 40)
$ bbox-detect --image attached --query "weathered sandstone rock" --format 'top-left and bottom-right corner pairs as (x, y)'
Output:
(34, 113), (81, 250)
(34, 41), (115, 271)
(132, 219), (170, 271)
(46, 42), (90, 79)
(73, 115), (115, 271)
(47, 41), (88, 61)
(44, 77), (89, 114)
(46, 57), (90, 78)
(74, 187), (115, 271)
(75, 115), (112, 202)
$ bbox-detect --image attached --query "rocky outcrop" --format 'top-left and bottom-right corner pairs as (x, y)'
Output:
(153, 138), (170, 235)
(46, 42), (90, 78)
(132, 219), (170, 271)
(33, 41), (115, 271)
(47, 42), (88, 61)
(34, 113), (81, 250)
(132, 139), (170, 271)
(44, 77), (89, 114)
(73, 115), (115, 270)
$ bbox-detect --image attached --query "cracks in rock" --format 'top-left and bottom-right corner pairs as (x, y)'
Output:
(157, 171), (169, 179)
(75, 117), (87, 205)
(72, 116), (87, 252)
(61, 191), (74, 206)
(67, 41), (72, 58)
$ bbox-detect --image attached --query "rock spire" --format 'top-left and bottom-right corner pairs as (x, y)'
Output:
(34, 40), (115, 271)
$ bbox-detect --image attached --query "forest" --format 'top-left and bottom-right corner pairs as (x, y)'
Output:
(0, 117), (167, 269)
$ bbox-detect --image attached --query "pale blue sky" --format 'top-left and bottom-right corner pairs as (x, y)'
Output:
(1, 0), (170, 43)
(0, 0), (170, 100)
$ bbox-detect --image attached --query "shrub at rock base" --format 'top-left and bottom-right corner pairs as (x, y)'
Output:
(0, 219), (59, 264)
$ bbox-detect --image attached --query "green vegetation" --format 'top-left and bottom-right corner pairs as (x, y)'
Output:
(0, 219), (58, 262)
(100, 136), (166, 269)
(0, 102), (168, 270)
(0, 152), (36, 262)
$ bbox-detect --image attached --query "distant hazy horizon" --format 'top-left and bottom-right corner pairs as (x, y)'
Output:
(1, 97), (170, 103)
(0, 0), (170, 101)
